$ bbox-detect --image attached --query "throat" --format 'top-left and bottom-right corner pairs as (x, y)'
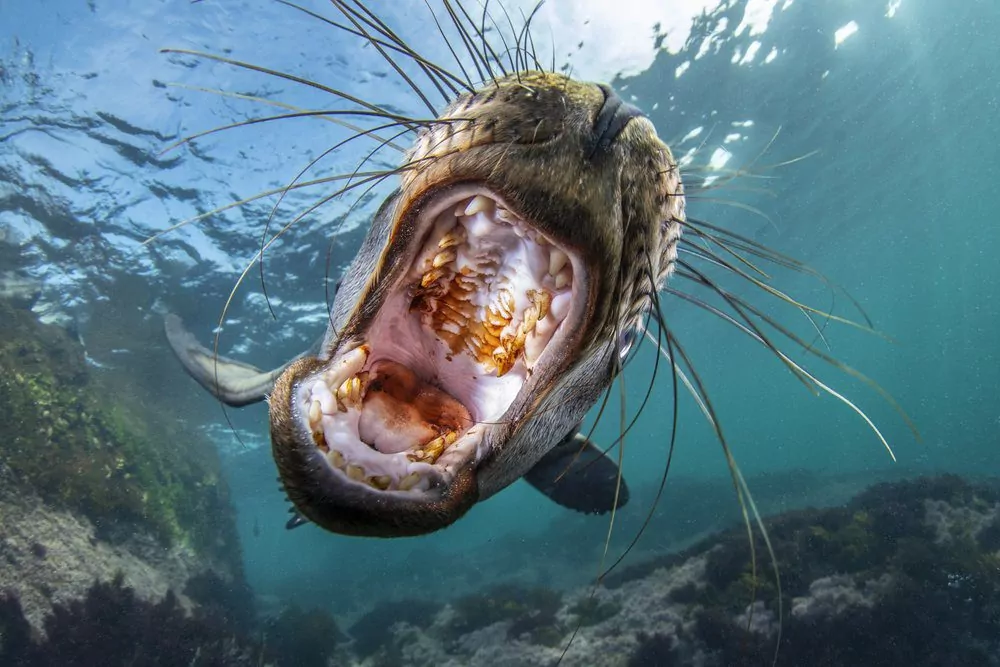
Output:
(297, 187), (579, 495)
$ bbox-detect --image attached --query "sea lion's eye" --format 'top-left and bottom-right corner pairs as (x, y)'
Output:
(618, 327), (636, 361)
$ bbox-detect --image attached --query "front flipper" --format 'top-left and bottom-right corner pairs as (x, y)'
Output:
(164, 313), (290, 407)
(523, 431), (630, 515)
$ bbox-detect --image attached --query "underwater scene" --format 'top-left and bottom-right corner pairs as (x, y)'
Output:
(1, 0), (998, 665)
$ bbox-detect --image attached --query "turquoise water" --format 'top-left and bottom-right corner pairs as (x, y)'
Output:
(2, 0), (998, 660)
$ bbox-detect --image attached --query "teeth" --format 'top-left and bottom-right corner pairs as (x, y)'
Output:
(328, 450), (346, 469)
(438, 228), (465, 250)
(555, 268), (571, 290)
(335, 374), (365, 407)
(534, 290), (551, 320)
(346, 465), (366, 482)
(464, 194), (492, 217)
(421, 268), (446, 288)
(548, 249), (569, 276)
(433, 249), (456, 268)
(495, 207), (516, 223)
(522, 305), (539, 334)
(369, 475), (392, 490)
(498, 289), (515, 316)
(325, 345), (369, 391)
(308, 400), (322, 427)
(399, 472), (421, 491)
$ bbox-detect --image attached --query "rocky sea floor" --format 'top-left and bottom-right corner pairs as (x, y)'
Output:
(336, 475), (1000, 667)
(1, 299), (998, 666)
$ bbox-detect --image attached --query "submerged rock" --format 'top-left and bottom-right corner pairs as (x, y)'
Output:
(348, 475), (1000, 666)
(0, 297), (248, 632)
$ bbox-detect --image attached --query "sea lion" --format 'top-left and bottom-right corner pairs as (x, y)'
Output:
(163, 1), (898, 539)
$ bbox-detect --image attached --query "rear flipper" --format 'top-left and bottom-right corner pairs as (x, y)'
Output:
(164, 313), (288, 407)
(523, 431), (630, 514)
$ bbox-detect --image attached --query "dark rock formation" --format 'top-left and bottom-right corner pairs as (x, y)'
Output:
(344, 475), (1000, 666)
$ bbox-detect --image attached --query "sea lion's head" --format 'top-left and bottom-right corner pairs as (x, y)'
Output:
(268, 72), (684, 536)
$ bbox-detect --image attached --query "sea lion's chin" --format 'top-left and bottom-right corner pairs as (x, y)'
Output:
(269, 184), (588, 536)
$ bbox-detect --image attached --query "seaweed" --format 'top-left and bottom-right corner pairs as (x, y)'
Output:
(446, 583), (564, 645)
(349, 598), (442, 657)
(0, 574), (263, 667)
(567, 596), (622, 627)
(650, 475), (1000, 665)
(263, 604), (343, 667)
(0, 575), (351, 667)
(628, 631), (680, 667)
(183, 569), (257, 628)
(0, 298), (240, 563)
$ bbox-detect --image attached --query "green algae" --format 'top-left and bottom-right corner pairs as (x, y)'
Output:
(0, 299), (237, 559)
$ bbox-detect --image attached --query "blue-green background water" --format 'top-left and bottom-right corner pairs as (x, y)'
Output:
(2, 0), (998, 628)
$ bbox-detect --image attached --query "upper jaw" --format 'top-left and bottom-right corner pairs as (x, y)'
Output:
(271, 183), (590, 532)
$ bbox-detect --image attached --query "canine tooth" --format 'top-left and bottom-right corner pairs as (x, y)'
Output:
(495, 207), (516, 223)
(424, 435), (448, 460)
(522, 305), (538, 333)
(399, 473), (421, 491)
(555, 268), (571, 290)
(346, 465), (366, 481)
(312, 431), (328, 452)
(464, 194), (492, 217)
(433, 249), (457, 268)
(438, 229), (465, 249)
(329, 450), (346, 469)
(548, 249), (569, 276)
(421, 268), (446, 288)
(534, 290), (551, 320)
(308, 400), (322, 426)
(327, 344), (370, 389)
(336, 375), (364, 406)
(370, 475), (392, 490)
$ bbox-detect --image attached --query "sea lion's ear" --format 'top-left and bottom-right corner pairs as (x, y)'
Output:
(523, 432), (630, 514)
(164, 313), (288, 407)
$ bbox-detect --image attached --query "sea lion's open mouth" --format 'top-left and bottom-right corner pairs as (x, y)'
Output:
(271, 183), (586, 534)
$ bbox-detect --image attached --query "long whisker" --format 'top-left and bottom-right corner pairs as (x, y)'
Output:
(645, 311), (784, 667)
(667, 281), (918, 442)
(331, 0), (440, 115)
(664, 287), (903, 460)
(600, 268), (677, 578)
(440, 0), (490, 86)
(159, 109), (419, 155)
(677, 243), (832, 351)
(681, 217), (876, 329)
(423, 0), (477, 90)
(159, 48), (418, 130)
(516, 2), (546, 71)
(276, 0), (470, 95)
(257, 121), (417, 318)
(161, 83), (408, 152)
(140, 170), (404, 247)
(676, 261), (817, 390)
(471, 0), (509, 78)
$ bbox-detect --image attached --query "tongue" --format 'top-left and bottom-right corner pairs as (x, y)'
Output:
(357, 360), (473, 455)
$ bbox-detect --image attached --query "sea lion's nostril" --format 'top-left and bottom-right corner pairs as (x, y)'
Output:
(586, 84), (645, 161)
